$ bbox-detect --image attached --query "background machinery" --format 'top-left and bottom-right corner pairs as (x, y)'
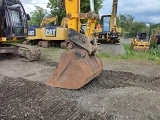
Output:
(25, 15), (70, 48)
(46, 0), (103, 89)
(150, 32), (160, 45)
(26, 15), (68, 48)
(0, 0), (40, 61)
(96, 0), (121, 44)
(131, 23), (151, 51)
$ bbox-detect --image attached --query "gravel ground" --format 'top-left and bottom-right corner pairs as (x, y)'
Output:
(98, 44), (126, 55)
(0, 39), (160, 120)
(0, 70), (160, 120)
(97, 38), (133, 55)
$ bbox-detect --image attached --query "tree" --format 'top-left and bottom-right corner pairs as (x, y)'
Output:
(150, 23), (160, 34)
(117, 14), (134, 32)
(47, 0), (65, 25)
(28, 5), (50, 26)
(117, 14), (149, 38)
(129, 22), (147, 37)
(47, 0), (104, 25)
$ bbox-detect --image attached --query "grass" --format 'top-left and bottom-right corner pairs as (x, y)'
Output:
(4, 39), (160, 63)
(97, 43), (160, 63)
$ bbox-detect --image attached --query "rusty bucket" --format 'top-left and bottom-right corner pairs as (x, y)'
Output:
(46, 48), (103, 89)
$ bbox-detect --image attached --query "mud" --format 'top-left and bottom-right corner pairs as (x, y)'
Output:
(0, 70), (160, 120)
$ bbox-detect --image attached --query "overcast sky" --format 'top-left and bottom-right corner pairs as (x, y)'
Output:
(21, 0), (160, 23)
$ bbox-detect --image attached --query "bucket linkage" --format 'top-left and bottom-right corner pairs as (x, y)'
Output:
(46, 28), (103, 89)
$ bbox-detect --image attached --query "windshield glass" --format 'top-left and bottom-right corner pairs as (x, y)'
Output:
(81, 25), (86, 32)
(102, 16), (110, 32)
(5, 2), (27, 36)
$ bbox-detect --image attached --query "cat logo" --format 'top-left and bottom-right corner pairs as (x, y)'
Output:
(28, 30), (35, 36)
(46, 29), (56, 37)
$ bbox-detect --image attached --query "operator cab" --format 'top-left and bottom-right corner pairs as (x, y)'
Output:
(0, 0), (29, 40)
(96, 15), (110, 42)
(101, 15), (110, 33)
(136, 32), (150, 42)
(136, 23), (151, 42)
(97, 15), (119, 43)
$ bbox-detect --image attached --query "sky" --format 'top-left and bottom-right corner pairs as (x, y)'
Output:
(21, 0), (160, 23)
(20, 0), (49, 13)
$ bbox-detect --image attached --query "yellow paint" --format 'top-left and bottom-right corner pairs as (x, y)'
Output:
(0, 37), (6, 42)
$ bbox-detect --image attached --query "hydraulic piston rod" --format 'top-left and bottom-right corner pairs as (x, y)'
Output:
(89, 0), (95, 11)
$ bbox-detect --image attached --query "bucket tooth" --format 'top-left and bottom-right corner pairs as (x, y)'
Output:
(46, 48), (103, 89)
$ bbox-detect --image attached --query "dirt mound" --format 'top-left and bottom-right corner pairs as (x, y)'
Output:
(0, 70), (160, 119)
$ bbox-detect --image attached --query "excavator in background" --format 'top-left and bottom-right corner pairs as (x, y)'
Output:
(131, 23), (151, 51)
(25, 16), (68, 48)
(46, 0), (103, 89)
(96, 0), (121, 44)
(0, 0), (40, 61)
(40, 16), (58, 27)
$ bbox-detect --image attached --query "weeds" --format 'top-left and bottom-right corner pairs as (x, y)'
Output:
(97, 52), (111, 58)
(97, 43), (160, 62)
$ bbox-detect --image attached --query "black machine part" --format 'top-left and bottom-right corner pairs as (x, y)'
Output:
(0, 0), (29, 40)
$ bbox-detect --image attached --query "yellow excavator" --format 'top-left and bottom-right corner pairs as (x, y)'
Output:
(25, 15), (69, 48)
(46, 0), (103, 89)
(96, 0), (121, 44)
(0, 0), (40, 61)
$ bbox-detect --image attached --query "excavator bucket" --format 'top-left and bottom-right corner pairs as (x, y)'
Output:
(46, 0), (103, 89)
(46, 48), (103, 89)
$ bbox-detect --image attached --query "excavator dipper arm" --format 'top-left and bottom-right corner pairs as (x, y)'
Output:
(46, 0), (103, 89)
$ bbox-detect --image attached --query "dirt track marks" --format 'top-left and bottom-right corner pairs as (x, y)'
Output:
(0, 70), (160, 119)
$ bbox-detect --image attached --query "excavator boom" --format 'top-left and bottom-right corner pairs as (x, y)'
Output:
(46, 0), (103, 89)
(40, 16), (58, 27)
(110, 0), (118, 30)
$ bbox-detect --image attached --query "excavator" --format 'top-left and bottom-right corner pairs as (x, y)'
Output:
(25, 15), (69, 48)
(0, 0), (41, 61)
(96, 0), (121, 44)
(46, 0), (103, 89)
